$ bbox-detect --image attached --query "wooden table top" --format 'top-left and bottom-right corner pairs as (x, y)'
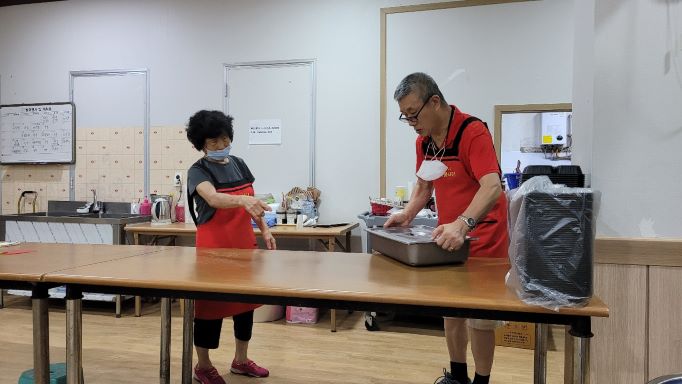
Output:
(43, 247), (608, 318)
(124, 222), (359, 237)
(0, 243), (162, 282)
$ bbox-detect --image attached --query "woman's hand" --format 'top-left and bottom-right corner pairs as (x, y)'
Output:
(262, 230), (277, 250)
(241, 196), (271, 218)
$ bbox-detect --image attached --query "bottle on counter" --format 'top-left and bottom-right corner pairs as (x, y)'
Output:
(140, 196), (152, 216)
(175, 201), (185, 223)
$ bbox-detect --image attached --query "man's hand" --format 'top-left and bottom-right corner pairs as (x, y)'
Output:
(383, 211), (412, 228)
(241, 196), (271, 219)
(432, 221), (469, 251)
(262, 230), (277, 250)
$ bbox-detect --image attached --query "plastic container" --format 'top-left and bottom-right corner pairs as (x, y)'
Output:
(18, 362), (66, 384)
(520, 165), (585, 188)
(504, 173), (522, 190)
(370, 201), (392, 216)
(253, 305), (284, 322)
(555, 165), (583, 174)
(276, 208), (286, 225)
(175, 202), (185, 223)
(647, 375), (682, 384)
(139, 196), (151, 216)
(523, 165), (554, 175)
(286, 209), (296, 224)
(286, 306), (319, 324)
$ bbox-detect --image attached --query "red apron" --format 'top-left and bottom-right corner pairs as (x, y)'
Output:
(423, 111), (509, 259)
(194, 184), (261, 320)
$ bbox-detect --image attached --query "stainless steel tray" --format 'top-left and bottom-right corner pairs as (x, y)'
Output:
(365, 225), (469, 266)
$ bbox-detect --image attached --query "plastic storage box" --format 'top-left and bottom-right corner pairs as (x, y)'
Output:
(286, 306), (319, 324)
(521, 165), (585, 188)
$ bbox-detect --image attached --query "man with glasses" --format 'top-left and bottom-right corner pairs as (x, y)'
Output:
(385, 73), (509, 384)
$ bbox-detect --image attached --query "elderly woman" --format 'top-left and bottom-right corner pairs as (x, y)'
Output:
(186, 110), (276, 384)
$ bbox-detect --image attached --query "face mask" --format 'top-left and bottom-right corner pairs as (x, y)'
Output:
(206, 145), (231, 161)
(416, 140), (448, 181)
(416, 160), (448, 181)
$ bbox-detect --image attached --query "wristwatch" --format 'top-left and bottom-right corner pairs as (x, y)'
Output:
(457, 215), (477, 231)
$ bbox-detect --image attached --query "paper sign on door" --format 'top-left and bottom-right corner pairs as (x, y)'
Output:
(249, 119), (282, 145)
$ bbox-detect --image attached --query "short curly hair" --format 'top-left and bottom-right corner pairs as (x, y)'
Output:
(186, 110), (234, 151)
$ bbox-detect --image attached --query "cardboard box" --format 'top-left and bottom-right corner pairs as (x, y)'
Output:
(495, 321), (535, 349)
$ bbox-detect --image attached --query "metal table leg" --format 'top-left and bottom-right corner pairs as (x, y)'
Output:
(182, 299), (195, 384)
(135, 296), (142, 317)
(32, 286), (50, 384)
(66, 287), (83, 384)
(1, 288), (4, 308)
(572, 335), (591, 384)
(569, 319), (593, 384)
(533, 323), (548, 384)
(160, 298), (171, 384)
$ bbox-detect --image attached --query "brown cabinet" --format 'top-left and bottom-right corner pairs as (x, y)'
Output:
(591, 253), (682, 383)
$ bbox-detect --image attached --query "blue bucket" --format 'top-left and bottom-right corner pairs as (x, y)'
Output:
(647, 375), (682, 384)
(18, 363), (66, 384)
(504, 173), (522, 190)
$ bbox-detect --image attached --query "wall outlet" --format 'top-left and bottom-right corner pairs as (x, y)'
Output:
(174, 172), (182, 187)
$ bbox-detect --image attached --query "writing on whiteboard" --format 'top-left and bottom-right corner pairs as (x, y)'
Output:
(0, 103), (74, 164)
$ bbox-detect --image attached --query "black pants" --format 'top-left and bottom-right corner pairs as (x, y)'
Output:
(194, 310), (254, 349)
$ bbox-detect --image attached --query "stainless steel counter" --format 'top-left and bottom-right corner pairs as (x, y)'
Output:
(1, 212), (150, 225)
(1, 200), (150, 245)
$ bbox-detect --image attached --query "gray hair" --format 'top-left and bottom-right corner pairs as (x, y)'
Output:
(393, 72), (447, 105)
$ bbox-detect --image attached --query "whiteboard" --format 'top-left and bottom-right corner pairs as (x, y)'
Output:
(0, 102), (75, 164)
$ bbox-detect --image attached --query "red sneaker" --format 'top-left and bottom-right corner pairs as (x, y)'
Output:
(193, 365), (226, 384)
(230, 359), (269, 378)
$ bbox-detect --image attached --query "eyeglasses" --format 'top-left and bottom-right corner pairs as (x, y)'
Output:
(398, 95), (434, 124)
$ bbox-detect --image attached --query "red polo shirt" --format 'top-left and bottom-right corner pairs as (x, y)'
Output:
(416, 106), (509, 258)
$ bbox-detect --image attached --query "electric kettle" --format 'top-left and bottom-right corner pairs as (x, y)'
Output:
(151, 197), (171, 226)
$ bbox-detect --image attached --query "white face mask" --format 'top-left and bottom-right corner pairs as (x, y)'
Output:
(416, 160), (448, 181)
(416, 141), (448, 181)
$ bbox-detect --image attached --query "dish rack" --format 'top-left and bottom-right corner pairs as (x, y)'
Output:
(369, 197), (403, 216)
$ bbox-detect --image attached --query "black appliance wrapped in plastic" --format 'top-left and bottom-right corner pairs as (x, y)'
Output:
(507, 176), (599, 310)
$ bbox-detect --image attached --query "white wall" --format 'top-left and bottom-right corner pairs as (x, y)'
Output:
(589, 0), (682, 237)
(570, 0), (595, 184)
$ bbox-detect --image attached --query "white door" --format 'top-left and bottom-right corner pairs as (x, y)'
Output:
(71, 71), (147, 203)
(225, 61), (315, 198)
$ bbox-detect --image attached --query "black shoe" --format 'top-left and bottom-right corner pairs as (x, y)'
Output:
(433, 368), (471, 384)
